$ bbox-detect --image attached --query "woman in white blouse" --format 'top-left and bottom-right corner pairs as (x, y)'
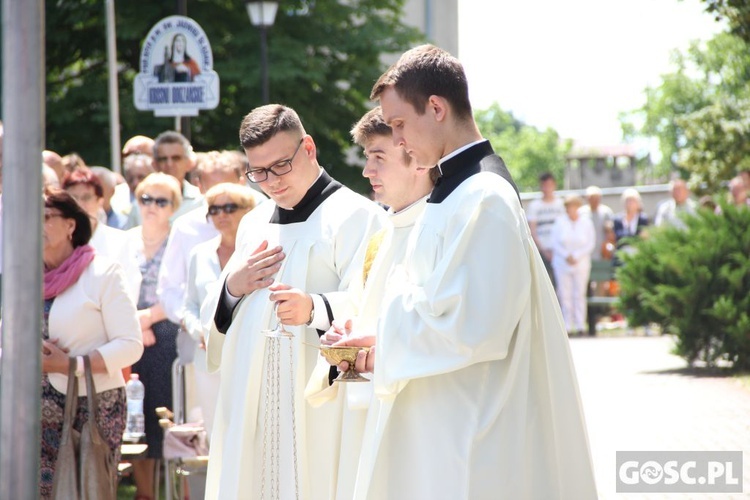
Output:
(40, 190), (143, 499)
(183, 183), (256, 437)
(550, 195), (595, 335)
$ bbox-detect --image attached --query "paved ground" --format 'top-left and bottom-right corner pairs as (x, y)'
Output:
(570, 335), (750, 499)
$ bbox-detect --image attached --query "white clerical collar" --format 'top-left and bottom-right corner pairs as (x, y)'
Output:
(436, 139), (487, 174)
(388, 195), (428, 228)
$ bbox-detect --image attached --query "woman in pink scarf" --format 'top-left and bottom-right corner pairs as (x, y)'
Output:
(40, 190), (143, 499)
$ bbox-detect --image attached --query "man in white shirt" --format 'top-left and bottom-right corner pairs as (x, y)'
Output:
(655, 179), (696, 229)
(526, 172), (565, 287)
(337, 44), (596, 500)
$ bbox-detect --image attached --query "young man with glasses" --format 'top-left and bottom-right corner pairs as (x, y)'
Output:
(202, 104), (385, 500)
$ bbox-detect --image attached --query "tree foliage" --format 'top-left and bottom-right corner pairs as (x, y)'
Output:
(620, 32), (750, 190)
(44, 0), (421, 192)
(617, 204), (750, 369)
(701, 0), (750, 41)
(475, 103), (570, 192)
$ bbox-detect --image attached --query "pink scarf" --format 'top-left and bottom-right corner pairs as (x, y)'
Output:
(44, 245), (96, 299)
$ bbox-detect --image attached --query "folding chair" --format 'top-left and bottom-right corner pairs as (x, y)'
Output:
(161, 358), (210, 500)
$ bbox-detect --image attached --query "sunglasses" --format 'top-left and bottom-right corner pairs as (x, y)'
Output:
(207, 203), (241, 216)
(139, 194), (173, 208)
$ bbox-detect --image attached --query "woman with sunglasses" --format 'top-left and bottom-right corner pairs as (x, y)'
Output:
(126, 172), (183, 500)
(183, 182), (256, 439)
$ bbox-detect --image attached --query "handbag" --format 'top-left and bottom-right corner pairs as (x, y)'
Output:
(163, 422), (208, 460)
(51, 355), (117, 500)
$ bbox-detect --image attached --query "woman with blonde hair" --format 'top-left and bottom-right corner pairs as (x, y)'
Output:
(183, 182), (256, 437)
(127, 172), (183, 499)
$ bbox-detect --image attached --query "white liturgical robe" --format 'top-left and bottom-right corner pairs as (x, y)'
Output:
(203, 173), (385, 500)
(305, 196), (428, 499)
(353, 141), (597, 500)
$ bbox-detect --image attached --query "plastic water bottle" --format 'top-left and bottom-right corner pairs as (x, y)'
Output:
(125, 373), (145, 441)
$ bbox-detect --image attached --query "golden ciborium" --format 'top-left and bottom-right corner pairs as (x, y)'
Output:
(319, 345), (371, 382)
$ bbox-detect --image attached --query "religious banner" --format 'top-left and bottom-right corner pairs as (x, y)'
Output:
(133, 15), (220, 117)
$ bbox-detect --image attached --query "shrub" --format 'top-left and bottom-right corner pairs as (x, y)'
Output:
(616, 203), (750, 368)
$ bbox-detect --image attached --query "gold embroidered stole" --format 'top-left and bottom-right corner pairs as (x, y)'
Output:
(362, 229), (386, 286)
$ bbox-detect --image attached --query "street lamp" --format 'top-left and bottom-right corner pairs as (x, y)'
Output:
(245, 1), (279, 104)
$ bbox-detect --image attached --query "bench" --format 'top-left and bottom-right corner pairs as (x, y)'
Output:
(587, 260), (618, 336)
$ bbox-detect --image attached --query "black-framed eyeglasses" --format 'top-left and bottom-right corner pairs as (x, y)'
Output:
(139, 194), (173, 208)
(207, 203), (241, 216)
(245, 138), (304, 183)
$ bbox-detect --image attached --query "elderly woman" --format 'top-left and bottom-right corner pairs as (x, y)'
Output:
(183, 183), (256, 438)
(612, 188), (649, 265)
(40, 190), (143, 499)
(549, 195), (595, 335)
(127, 172), (183, 500)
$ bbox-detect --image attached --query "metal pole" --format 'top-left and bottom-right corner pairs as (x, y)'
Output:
(105, 0), (121, 174)
(260, 25), (269, 104)
(0, 0), (44, 497)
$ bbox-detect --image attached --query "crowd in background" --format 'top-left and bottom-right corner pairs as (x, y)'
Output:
(0, 123), (266, 499)
(525, 171), (750, 336)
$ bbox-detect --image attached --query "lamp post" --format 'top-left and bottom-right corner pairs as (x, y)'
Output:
(245, 1), (279, 104)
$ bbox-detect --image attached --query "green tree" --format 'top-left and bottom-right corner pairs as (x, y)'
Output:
(701, 0), (750, 41)
(617, 204), (750, 369)
(475, 103), (570, 192)
(45, 0), (422, 192)
(620, 32), (750, 188)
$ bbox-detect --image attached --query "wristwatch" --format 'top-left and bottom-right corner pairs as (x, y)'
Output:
(74, 356), (84, 378)
(306, 299), (315, 326)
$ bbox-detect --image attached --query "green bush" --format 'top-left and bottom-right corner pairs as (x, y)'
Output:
(616, 203), (750, 368)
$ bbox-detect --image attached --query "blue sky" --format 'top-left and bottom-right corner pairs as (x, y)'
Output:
(458, 0), (724, 147)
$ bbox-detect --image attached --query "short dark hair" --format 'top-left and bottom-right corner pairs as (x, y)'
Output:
(539, 172), (555, 184)
(370, 44), (473, 120)
(350, 106), (392, 147)
(44, 189), (93, 247)
(239, 104), (305, 149)
(153, 130), (193, 157)
(62, 166), (104, 198)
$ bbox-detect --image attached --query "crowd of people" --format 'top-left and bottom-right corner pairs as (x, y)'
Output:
(527, 173), (750, 336)
(5, 42), (747, 499)
(18, 129), (267, 498)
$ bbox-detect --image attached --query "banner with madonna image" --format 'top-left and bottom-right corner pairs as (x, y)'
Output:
(134, 16), (220, 117)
